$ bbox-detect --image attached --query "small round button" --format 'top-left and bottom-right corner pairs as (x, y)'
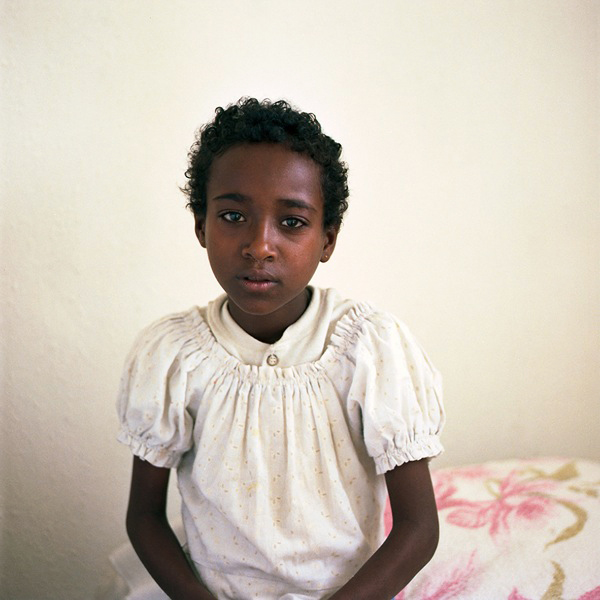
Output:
(266, 354), (279, 366)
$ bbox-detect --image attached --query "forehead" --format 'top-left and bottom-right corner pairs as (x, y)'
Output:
(207, 143), (323, 202)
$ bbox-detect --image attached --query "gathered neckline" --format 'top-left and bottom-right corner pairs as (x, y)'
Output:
(185, 300), (374, 380)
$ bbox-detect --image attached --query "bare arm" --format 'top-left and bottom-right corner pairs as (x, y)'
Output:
(126, 456), (215, 600)
(328, 458), (439, 600)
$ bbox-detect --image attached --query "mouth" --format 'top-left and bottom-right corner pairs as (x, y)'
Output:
(237, 272), (278, 290)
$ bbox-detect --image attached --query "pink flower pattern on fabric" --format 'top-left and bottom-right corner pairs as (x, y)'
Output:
(395, 552), (478, 600)
(435, 469), (557, 537)
(388, 459), (600, 600)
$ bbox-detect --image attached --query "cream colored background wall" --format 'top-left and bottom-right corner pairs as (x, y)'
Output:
(1, 1), (598, 598)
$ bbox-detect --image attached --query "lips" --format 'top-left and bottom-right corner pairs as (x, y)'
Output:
(237, 270), (278, 291)
(238, 270), (277, 283)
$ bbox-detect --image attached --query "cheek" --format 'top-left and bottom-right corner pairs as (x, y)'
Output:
(206, 241), (227, 264)
(204, 226), (227, 250)
(293, 242), (326, 272)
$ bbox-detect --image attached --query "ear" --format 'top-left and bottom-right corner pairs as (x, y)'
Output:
(320, 225), (338, 263)
(194, 214), (206, 248)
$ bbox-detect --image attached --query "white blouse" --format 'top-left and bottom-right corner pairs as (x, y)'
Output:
(117, 288), (444, 600)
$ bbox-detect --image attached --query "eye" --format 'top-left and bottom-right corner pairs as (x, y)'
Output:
(221, 211), (245, 223)
(281, 217), (306, 228)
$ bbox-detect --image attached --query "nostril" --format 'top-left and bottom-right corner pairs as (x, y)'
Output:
(243, 239), (275, 261)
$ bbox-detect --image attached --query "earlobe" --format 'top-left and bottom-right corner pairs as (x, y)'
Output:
(194, 216), (207, 248)
(320, 226), (338, 263)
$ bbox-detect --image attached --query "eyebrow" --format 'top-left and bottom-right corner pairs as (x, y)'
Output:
(279, 198), (317, 212)
(211, 193), (248, 203)
(212, 194), (317, 212)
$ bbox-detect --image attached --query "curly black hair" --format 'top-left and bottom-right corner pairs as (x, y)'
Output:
(182, 98), (349, 229)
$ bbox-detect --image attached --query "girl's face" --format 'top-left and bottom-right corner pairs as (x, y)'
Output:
(196, 143), (337, 343)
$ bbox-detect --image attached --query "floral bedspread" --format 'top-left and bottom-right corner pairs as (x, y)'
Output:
(99, 457), (600, 600)
(389, 458), (600, 600)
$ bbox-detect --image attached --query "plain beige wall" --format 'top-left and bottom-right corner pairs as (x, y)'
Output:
(1, 1), (598, 598)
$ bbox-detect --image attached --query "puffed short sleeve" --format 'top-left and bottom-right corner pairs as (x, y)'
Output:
(348, 311), (445, 475)
(116, 313), (196, 468)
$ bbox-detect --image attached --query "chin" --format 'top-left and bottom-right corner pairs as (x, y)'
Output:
(230, 298), (282, 317)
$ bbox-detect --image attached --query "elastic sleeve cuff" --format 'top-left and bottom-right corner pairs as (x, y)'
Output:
(373, 434), (444, 475)
(117, 429), (182, 469)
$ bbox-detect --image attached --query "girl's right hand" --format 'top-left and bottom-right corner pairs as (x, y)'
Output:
(126, 456), (216, 600)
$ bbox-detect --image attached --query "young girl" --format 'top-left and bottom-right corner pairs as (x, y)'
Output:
(118, 98), (445, 600)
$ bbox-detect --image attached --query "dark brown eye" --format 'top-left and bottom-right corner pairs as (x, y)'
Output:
(221, 211), (245, 223)
(282, 217), (304, 228)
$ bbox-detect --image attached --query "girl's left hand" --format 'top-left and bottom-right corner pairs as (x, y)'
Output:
(328, 458), (439, 600)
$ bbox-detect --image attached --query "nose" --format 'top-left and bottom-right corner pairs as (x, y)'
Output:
(242, 221), (276, 262)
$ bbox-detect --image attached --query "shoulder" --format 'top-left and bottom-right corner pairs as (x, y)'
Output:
(325, 291), (408, 349)
(328, 294), (438, 372)
(136, 306), (202, 338)
(358, 307), (420, 352)
(117, 308), (205, 467)
(328, 296), (445, 471)
(320, 288), (402, 329)
(124, 307), (211, 370)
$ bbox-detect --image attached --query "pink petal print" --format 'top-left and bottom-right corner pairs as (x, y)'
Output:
(446, 505), (491, 529)
(433, 482), (460, 510)
(384, 498), (393, 536)
(436, 468), (561, 538)
(513, 496), (552, 521)
(579, 586), (600, 600)
(404, 552), (478, 600)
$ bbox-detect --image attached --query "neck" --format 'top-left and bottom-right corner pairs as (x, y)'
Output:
(227, 288), (312, 344)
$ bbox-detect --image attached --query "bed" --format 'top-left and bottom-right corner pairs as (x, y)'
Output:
(97, 457), (600, 599)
